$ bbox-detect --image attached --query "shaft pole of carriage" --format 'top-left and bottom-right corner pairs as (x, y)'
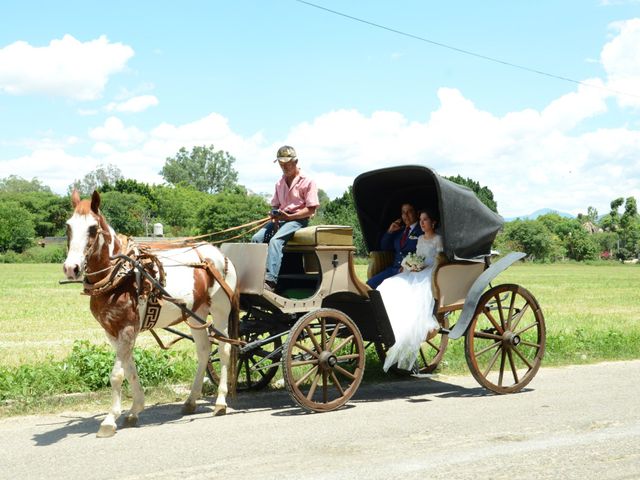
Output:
(109, 253), (231, 341)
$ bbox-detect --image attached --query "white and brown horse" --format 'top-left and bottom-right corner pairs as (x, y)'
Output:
(63, 190), (238, 437)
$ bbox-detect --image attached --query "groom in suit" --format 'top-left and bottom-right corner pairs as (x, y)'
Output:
(367, 203), (423, 289)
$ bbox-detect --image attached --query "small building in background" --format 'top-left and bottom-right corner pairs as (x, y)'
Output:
(153, 223), (164, 237)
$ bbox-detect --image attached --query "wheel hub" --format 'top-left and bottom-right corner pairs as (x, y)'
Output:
(318, 351), (337, 371)
(502, 331), (521, 347)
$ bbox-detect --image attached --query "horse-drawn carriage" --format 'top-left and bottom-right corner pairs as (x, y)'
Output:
(207, 165), (546, 411)
(63, 165), (545, 435)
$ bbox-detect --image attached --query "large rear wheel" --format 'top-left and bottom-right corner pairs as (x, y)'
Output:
(465, 284), (545, 393)
(282, 308), (365, 412)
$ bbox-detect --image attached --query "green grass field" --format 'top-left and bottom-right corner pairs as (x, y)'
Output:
(1, 262), (639, 416)
(1, 262), (639, 367)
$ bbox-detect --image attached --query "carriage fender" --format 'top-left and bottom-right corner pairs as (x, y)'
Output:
(447, 252), (526, 340)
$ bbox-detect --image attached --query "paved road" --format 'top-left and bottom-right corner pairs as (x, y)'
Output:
(1, 361), (639, 480)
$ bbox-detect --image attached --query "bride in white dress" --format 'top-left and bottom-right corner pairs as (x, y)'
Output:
(378, 209), (443, 372)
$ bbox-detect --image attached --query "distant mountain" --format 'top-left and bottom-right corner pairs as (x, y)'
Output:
(505, 208), (575, 221)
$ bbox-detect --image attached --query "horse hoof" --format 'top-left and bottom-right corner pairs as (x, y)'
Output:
(181, 402), (197, 415)
(96, 424), (116, 438)
(213, 405), (226, 416)
(123, 415), (138, 428)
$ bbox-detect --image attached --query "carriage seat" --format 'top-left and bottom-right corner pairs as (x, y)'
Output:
(287, 225), (353, 247)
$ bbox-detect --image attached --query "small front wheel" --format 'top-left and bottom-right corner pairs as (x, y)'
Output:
(465, 284), (545, 394)
(283, 308), (365, 412)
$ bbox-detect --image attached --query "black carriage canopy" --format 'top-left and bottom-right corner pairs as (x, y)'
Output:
(352, 165), (504, 261)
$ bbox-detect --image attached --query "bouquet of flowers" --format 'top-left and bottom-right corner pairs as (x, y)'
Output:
(402, 252), (426, 272)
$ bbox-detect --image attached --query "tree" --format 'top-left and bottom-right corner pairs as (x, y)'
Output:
(445, 175), (498, 213)
(501, 219), (564, 262)
(99, 191), (152, 236)
(161, 145), (238, 194)
(317, 187), (366, 256)
(68, 164), (124, 196)
(196, 190), (270, 241)
(1, 176), (67, 237)
(0, 175), (52, 193)
(153, 185), (210, 235)
(0, 201), (35, 252)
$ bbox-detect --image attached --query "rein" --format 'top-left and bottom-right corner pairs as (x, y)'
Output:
(139, 217), (270, 249)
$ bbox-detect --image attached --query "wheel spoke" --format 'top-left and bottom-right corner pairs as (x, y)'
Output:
(335, 353), (360, 361)
(330, 371), (345, 396)
(331, 334), (355, 354)
(306, 370), (321, 400)
(321, 318), (326, 350)
(474, 331), (503, 341)
(475, 340), (501, 357)
(334, 364), (356, 380)
(495, 293), (505, 330)
(294, 342), (319, 359)
(519, 340), (541, 349)
(326, 323), (341, 351)
(512, 345), (534, 370)
(507, 349), (520, 384)
(507, 291), (517, 330)
(291, 358), (319, 367)
(296, 365), (318, 387)
(482, 346), (502, 377)
(498, 348), (506, 386)
(322, 371), (328, 403)
(304, 326), (322, 353)
(514, 320), (539, 336)
(483, 309), (504, 335)
(244, 359), (252, 386)
(511, 303), (530, 331)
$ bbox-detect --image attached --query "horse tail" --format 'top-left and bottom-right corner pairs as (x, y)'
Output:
(227, 287), (241, 398)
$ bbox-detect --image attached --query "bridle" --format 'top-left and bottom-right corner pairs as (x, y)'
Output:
(81, 221), (114, 283)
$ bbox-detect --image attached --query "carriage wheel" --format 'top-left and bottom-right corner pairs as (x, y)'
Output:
(282, 308), (365, 412)
(374, 311), (450, 374)
(465, 284), (545, 394)
(207, 330), (282, 391)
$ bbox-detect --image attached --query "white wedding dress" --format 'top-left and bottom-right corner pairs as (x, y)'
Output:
(378, 234), (443, 372)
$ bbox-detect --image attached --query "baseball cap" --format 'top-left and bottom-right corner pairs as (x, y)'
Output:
(274, 145), (297, 163)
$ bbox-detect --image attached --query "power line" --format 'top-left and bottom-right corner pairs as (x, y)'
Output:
(295, 0), (640, 101)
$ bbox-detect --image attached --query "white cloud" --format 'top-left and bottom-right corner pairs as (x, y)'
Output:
(0, 34), (134, 100)
(88, 117), (146, 147)
(601, 18), (640, 108)
(105, 95), (159, 113)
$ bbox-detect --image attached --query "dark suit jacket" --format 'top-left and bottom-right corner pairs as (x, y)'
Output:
(380, 223), (423, 268)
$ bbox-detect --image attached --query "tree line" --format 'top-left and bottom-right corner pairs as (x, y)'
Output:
(1, 145), (638, 262)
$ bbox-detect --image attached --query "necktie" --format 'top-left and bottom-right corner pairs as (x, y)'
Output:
(400, 226), (410, 248)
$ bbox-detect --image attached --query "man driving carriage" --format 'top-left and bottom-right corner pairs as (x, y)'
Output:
(251, 145), (319, 292)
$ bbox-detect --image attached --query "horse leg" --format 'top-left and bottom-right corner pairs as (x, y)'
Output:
(97, 334), (126, 437)
(182, 309), (211, 415)
(210, 297), (232, 416)
(122, 333), (145, 428)
(97, 328), (140, 437)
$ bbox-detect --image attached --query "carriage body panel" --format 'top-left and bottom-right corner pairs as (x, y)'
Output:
(222, 225), (368, 314)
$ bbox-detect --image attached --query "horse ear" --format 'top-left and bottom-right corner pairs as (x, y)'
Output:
(91, 190), (101, 213)
(71, 189), (81, 208)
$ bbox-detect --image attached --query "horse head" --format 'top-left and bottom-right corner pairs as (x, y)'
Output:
(63, 190), (117, 280)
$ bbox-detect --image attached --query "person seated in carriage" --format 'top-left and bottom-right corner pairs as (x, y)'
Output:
(377, 207), (443, 372)
(366, 202), (423, 289)
(251, 145), (319, 292)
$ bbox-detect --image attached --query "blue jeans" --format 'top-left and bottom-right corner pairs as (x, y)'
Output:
(251, 219), (309, 283)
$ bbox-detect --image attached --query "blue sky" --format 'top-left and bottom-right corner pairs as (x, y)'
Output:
(1, 0), (639, 217)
